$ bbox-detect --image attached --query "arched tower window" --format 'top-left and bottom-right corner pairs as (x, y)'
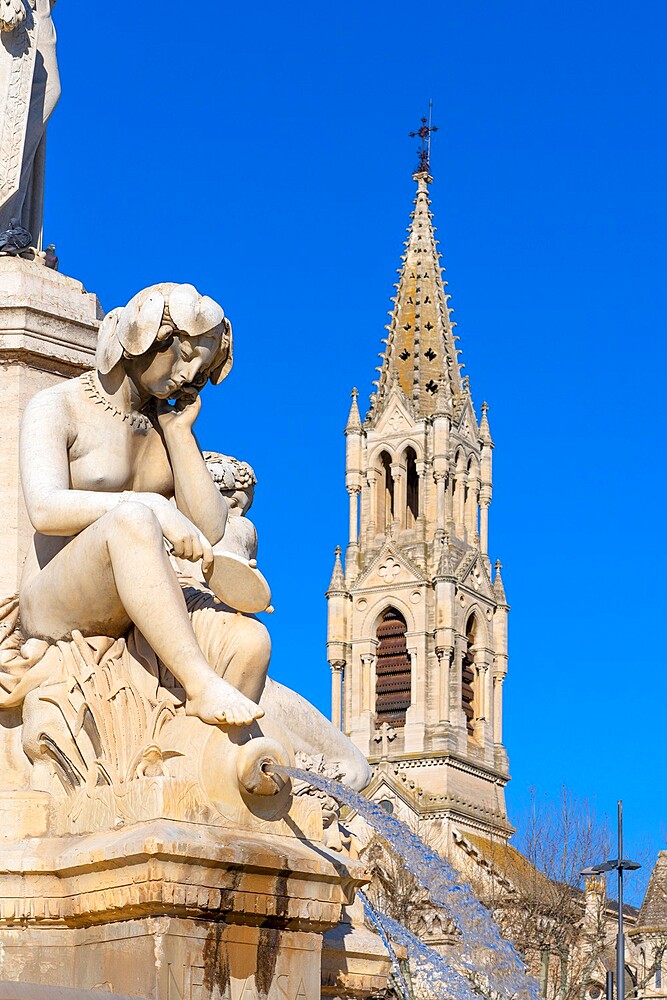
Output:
(379, 451), (394, 529)
(461, 614), (477, 737)
(375, 608), (411, 728)
(405, 448), (419, 527)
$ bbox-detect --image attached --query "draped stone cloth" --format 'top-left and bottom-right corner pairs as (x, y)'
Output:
(0, 583), (260, 712)
(0, 0), (60, 241)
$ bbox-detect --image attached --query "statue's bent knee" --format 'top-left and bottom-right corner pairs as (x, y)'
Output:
(103, 501), (161, 539)
(241, 617), (271, 669)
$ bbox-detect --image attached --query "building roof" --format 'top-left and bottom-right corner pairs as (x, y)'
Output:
(458, 831), (638, 924)
(460, 830), (556, 902)
(636, 851), (667, 931)
(368, 171), (464, 423)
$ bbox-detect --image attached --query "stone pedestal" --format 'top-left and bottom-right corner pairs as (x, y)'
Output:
(0, 258), (101, 597)
(0, 261), (102, 795)
(0, 986), (139, 1000)
(0, 820), (361, 1000)
(322, 900), (395, 998)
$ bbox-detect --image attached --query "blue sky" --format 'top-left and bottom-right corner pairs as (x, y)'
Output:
(45, 1), (666, 879)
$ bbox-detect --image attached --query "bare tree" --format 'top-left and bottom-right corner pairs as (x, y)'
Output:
(364, 790), (630, 999)
(358, 790), (653, 1000)
(467, 788), (618, 1000)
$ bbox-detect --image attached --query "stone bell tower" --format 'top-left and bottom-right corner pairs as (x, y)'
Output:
(326, 166), (512, 845)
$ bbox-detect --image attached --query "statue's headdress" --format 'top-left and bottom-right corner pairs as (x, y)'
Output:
(95, 282), (233, 385)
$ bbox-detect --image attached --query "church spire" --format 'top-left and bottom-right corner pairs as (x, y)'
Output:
(369, 169), (463, 422)
(326, 546), (346, 594)
(327, 130), (512, 847)
(345, 387), (362, 433)
(493, 560), (508, 606)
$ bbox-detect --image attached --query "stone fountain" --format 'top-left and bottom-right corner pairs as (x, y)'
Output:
(0, 260), (395, 1000)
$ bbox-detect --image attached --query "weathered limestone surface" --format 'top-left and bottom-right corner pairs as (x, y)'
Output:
(0, 257), (100, 596)
(0, 822), (359, 999)
(0, 985), (139, 1000)
(322, 899), (394, 997)
(0, 922), (323, 1000)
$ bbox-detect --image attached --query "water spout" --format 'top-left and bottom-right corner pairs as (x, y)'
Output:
(361, 895), (481, 1000)
(236, 738), (290, 795)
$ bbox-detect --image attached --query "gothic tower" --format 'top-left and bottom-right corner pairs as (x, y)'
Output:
(326, 165), (512, 847)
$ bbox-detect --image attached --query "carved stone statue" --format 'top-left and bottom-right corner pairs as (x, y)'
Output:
(0, 282), (369, 826)
(0, 0), (60, 242)
(19, 282), (269, 727)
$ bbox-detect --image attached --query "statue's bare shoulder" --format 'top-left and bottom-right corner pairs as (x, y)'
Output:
(21, 375), (79, 445)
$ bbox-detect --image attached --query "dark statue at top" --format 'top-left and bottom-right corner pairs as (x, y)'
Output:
(0, 0), (60, 248)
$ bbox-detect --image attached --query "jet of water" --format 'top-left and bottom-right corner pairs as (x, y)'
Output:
(273, 765), (540, 1000)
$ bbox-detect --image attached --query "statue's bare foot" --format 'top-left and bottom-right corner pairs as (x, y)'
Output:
(186, 676), (264, 727)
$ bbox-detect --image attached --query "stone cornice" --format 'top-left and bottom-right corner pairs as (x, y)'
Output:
(0, 819), (363, 932)
(436, 807), (514, 838)
(364, 768), (512, 837)
(0, 258), (101, 375)
(349, 580), (427, 597)
(367, 751), (509, 786)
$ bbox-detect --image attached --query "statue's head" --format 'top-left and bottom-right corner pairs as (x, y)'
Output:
(95, 283), (233, 397)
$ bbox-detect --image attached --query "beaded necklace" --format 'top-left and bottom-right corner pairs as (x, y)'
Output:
(80, 371), (152, 432)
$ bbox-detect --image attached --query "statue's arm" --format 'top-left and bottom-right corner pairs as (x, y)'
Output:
(157, 398), (229, 546)
(19, 391), (183, 540)
(19, 392), (123, 535)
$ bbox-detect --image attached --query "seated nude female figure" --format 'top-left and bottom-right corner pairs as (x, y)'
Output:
(19, 282), (270, 727)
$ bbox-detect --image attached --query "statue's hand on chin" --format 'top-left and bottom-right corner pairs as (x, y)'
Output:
(156, 392), (201, 436)
(0, 0), (26, 32)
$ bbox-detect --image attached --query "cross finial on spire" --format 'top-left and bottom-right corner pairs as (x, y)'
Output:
(409, 100), (438, 174)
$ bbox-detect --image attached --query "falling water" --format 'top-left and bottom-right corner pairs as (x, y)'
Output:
(359, 889), (412, 1000)
(360, 889), (481, 1000)
(274, 765), (540, 1000)
(362, 896), (485, 1000)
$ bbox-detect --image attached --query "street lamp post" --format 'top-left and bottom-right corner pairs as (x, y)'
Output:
(581, 801), (640, 1000)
